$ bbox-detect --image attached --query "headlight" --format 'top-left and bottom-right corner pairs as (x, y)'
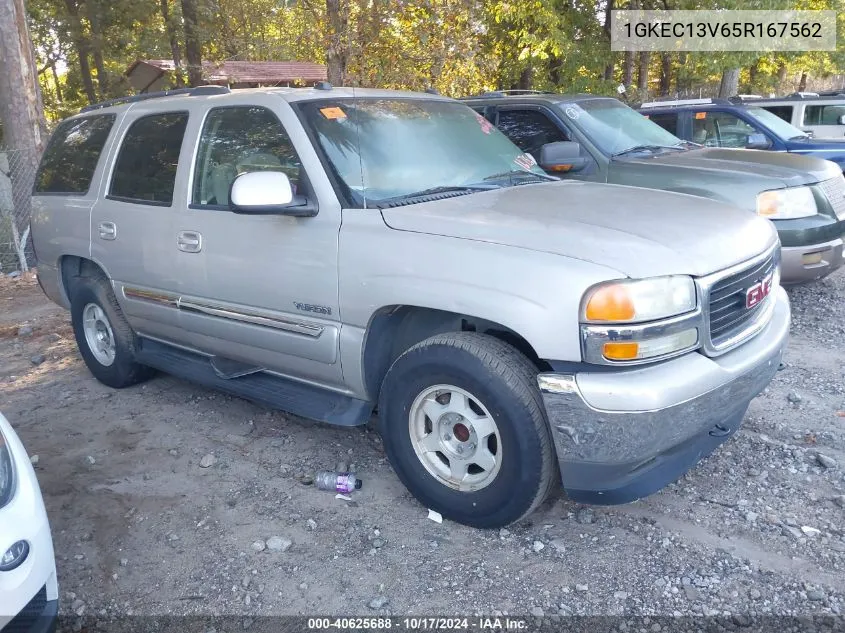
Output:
(0, 431), (14, 509)
(581, 275), (701, 365)
(756, 186), (817, 220)
(582, 275), (697, 324)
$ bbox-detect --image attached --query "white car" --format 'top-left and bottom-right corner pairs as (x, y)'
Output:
(0, 412), (58, 633)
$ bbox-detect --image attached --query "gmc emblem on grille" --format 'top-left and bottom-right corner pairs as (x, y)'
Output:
(746, 273), (774, 309)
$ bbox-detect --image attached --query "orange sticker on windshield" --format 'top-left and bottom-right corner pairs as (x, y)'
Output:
(695, 112), (707, 119)
(320, 107), (347, 120)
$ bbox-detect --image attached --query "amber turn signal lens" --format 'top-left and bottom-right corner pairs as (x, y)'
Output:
(547, 164), (573, 172)
(756, 190), (780, 217)
(602, 342), (639, 360)
(585, 284), (636, 322)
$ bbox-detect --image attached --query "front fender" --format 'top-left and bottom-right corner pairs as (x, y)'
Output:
(338, 211), (622, 363)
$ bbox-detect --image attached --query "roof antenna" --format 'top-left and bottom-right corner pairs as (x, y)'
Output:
(315, 81), (333, 90)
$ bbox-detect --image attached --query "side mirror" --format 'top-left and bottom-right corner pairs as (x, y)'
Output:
(229, 171), (316, 217)
(745, 132), (771, 150)
(837, 114), (845, 125)
(539, 141), (589, 173)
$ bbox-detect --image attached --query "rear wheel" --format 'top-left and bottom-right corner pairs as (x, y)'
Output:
(70, 271), (155, 388)
(379, 332), (556, 528)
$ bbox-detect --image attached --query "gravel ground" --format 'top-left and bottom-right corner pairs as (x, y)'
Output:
(1, 269), (844, 625)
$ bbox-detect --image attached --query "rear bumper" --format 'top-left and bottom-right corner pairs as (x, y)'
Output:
(538, 287), (790, 505)
(33, 263), (67, 309)
(780, 236), (844, 284)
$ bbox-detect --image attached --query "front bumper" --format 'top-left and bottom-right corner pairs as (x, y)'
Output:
(538, 287), (790, 505)
(780, 236), (844, 284)
(0, 413), (59, 632)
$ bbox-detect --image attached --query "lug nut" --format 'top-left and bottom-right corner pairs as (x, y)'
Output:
(443, 433), (451, 441)
(456, 445), (464, 454)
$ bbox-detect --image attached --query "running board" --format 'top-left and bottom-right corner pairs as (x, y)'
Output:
(135, 338), (372, 427)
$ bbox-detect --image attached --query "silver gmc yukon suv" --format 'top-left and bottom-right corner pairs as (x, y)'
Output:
(30, 85), (791, 528)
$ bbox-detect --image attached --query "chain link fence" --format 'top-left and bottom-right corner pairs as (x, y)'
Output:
(0, 145), (39, 275)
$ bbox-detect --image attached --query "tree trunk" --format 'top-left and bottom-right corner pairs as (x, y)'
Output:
(160, 0), (184, 86)
(63, 0), (96, 103)
(86, 0), (108, 96)
(517, 66), (532, 90)
(51, 63), (63, 102)
(622, 50), (634, 87)
(658, 53), (671, 96)
(325, 0), (348, 85)
(636, 52), (650, 96)
(602, 0), (614, 81)
(776, 63), (787, 85)
(748, 61), (759, 89)
(718, 67), (740, 98)
(181, 0), (203, 87)
(798, 71), (808, 92)
(0, 0), (47, 271)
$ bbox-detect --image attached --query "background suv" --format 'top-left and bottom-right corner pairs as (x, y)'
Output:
(463, 91), (845, 285)
(731, 93), (845, 139)
(638, 97), (845, 172)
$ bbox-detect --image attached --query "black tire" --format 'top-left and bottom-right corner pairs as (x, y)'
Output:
(70, 270), (155, 389)
(378, 332), (557, 528)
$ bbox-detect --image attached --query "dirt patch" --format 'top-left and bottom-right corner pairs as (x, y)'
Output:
(1, 270), (844, 619)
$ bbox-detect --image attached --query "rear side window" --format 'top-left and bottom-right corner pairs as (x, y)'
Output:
(34, 114), (115, 194)
(109, 112), (189, 206)
(761, 105), (793, 123)
(646, 112), (679, 136)
(804, 104), (845, 126)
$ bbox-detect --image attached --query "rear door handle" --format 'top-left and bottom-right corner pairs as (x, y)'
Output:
(98, 222), (116, 240)
(177, 230), (202, 253)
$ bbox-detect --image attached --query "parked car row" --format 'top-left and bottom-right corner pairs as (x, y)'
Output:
(464, 91), (845, 285)
(27, 81), (838, 532)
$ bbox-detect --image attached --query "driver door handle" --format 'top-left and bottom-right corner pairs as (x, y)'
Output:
(177, 230), (202, 253)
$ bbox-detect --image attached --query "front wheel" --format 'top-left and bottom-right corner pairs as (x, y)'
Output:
(378, 333), (557, 528)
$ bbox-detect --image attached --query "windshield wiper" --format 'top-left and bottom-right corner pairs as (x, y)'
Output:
(788, 134), (811, 141)
(611, 144), (679, 158)
(373, 184), (496, 208)
(482, 169), (555, 183)
(674, 140), (701, 149)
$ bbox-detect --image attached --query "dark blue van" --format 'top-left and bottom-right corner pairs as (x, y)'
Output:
(638, 98), (845, 172)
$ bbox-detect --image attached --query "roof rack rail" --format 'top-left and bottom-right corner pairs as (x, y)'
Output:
(639, 97), (732, 109)
(80, 85), (231, 113)
(461, 88), (555, 99)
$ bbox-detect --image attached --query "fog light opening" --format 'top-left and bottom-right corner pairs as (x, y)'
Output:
(0, 540), (29, 572)
(801, 252), (825, 266)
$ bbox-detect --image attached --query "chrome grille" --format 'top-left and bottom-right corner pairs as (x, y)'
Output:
(819, 175), (845, 220)
(706, 249), (778, 350)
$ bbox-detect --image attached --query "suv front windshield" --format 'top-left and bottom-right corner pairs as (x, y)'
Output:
(298, 98), (551, 207)
(561, 98), (685, 156)
(745, 106), (809, 140)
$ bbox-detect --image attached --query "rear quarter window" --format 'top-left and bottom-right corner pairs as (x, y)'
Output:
(34, 114), (116, 195)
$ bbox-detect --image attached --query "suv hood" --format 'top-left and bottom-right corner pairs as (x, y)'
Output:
(628, 146), (840, 187)
(380, 180), (777, 279)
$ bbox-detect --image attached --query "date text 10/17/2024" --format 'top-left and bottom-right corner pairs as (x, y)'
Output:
(307, 617), (529, 630)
